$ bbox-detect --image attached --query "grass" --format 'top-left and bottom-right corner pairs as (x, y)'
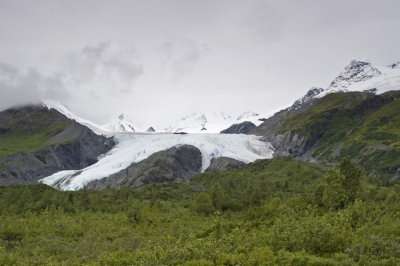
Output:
(0, 107), (69, 157)
(0, 125), (67, 157)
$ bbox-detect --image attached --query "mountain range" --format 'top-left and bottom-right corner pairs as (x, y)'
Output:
(0, 59), (399, 189)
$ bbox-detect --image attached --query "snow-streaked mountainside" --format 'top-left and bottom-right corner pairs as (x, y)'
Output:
(40, 133), (273, 190)
(328, 60), (382, 91)
(388, 62), (400, 69)
(164, 60), (400, 132)
(318, 60), (400, 97)
(236, 111), (260, 121)
(165, 111), (233, 133)
(164, 110), (268, 133)
(288, 60), (400, 107)
(43, 60), (400, 135)
(43, 102), (156, 134)
(103, 114), (136, 132)
(287, 87), (324, 111)
(42, 100), (109, 135)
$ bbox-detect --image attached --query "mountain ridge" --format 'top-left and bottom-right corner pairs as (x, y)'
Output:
(0, 105), (115, 185)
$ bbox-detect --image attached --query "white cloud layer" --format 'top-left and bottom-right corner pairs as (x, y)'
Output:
(0, 0), (400, 127)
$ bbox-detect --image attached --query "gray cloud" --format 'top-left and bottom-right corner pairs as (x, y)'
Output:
(241, 0), (286, 42)
(160, 37), (210, 81)
(0, 0), (400, 126)
(63, 42), (143, 94)
(0, 62), (69, 109)
(0, 41), (143, 116)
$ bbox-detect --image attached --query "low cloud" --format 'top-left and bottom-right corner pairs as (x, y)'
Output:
(0, 42), (144, 111)
(0, 62), (69, 110)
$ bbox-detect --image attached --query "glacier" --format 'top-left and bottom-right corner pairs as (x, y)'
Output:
(40, 133), (274, 191)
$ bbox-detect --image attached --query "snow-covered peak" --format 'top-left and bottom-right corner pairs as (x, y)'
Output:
(288, 87), (324, 111)
(165, 111), (235, 133)
(388, 62), (400, 69)
(104, 113), (136, 132)
(314, 60), (400, 99)
(164, 109), (269, 133)
(236, 111), (259, 121)
(42, 100), (108, 135)
(327, 60), (382, 92)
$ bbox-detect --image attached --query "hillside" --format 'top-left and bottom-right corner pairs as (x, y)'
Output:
(0, 105), (114, 185)
(1, 157), (400, 264)
(253, 90), (400, 178)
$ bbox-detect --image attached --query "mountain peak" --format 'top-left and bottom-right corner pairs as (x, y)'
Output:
(42, 99), (107, 134)
(327, 60), (382, 91)
(146, 127), (156, 132)
(236, 111), (259, 121)
(104, 113), (136, 132)
(118, 113), (127, 120)
(287, 87), (324, 111)
(388, 62), (400, 69)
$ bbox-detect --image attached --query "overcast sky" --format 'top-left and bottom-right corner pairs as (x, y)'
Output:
(1, 0), (400, 127)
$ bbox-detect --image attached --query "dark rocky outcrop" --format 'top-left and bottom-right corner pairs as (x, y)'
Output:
(205, 157), (245, 172)
(220, 121), (256, 134)
(0, 105), (114, 185)
(86, 145), (202, 190)
(146, 127), (156, 132)
(286, 87), (324, 112)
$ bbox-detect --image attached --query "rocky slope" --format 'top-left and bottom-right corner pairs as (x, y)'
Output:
(253, 90), (400, 176)
(0, 105), (114, 185)
(252, 60), (400, 177)
(220, 121), (256, 134)
(205, 157), (245, 172)
(86, 145), (202, 189)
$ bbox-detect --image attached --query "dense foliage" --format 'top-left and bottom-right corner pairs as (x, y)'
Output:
(1, 157), (400, 265)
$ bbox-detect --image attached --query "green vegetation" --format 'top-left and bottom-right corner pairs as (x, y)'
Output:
(279, 91), (400, 175)
(0, 126), (67, 157)
(0, 108), (68, 157)
(1, 157), (400, 265)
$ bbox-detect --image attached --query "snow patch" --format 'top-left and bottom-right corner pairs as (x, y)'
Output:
(103, 113), (136, 132)
(317, 60), (400, 98)
(42, 100), (109, 135)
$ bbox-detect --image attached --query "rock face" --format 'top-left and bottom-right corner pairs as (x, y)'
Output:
(205, 157), (245, 172)
(388, 62), (400, 69)
(146, 127), (156, 132)
(287, 87), (324, 111)
(220, 121), (256, 134)
(86, 145), (202, 189)
(0, 105), (115, 185)
(252, 108), (309, 157)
